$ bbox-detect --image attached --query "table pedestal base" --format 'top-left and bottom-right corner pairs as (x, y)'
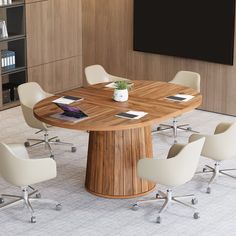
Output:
(85, 126), (156, 198)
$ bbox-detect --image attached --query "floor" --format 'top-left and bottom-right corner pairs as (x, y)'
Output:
(1, 107), (236, 236)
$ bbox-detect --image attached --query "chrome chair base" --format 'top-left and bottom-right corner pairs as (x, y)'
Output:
(0, 186), (62, 223)
(201, 162), (236, 194)
(132, 189), (199, 223)
(25, 130), (76, 158)
(153, 118), (199, 143)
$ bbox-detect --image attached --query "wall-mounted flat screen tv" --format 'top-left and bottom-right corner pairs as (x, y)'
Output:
(133, 0), (235, 65)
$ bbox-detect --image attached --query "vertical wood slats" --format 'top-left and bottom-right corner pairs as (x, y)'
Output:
(85, 126), (155, 198)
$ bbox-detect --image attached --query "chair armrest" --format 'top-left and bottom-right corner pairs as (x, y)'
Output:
(167, 144), (185, 159)
(214, 122), (232, 134)
(45, 92), (53, 98)
(189, 133), (211, 143)
(7, 144), (29, 159)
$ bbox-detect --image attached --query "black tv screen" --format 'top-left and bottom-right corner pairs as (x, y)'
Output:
(134, 0), (235, 65)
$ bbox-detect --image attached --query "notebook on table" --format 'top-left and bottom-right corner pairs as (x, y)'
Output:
(55, 103), (88, 119)
(53, 95), (83, 105)
(165, 94), (194, 102)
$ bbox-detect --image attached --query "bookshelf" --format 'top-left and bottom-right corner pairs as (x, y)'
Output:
(0, 0), (26, 110)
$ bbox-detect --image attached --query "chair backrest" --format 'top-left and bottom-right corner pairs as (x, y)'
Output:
(169, 71), (201, 92)
(138, 138), (205, 187)
(18, 82), (48, 108)
(0, 143), (29, 186)
(190, 122), (236, 161)
(18, 82), (49, 130)
(85, 65), (110, 85)
(0, 143), (56, 187)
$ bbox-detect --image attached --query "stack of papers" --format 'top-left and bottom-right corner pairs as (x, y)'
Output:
(116, 110), (148, 120)
(166, 94), (194, 102)
(53, 96), (83, 105)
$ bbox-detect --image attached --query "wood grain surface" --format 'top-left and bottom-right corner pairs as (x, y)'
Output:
(34, 80), (201, 198)
(34, 80), (202, 131)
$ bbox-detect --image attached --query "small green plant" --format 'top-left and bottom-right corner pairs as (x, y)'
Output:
(114, 81), (128, 90)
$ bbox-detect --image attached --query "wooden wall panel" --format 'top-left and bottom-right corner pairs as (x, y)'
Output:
(26, 0), (54, 67)
(82, 0), (236, 116)
(26, 0), (83, 92)
(26, 0), (82, 67)
(53, 0), (82, 60)
(27, 56), (82, 93)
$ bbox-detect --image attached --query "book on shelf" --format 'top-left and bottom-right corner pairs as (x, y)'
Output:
(0, 0), (12, 6)
(1, 50), (16, 71)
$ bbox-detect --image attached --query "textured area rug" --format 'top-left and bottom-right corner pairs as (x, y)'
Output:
(0, 107), (236, 236)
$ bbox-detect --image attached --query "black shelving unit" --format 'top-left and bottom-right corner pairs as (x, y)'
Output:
(0, 0), (27, 109)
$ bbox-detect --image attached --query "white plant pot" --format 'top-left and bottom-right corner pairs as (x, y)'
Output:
(113, 89), (128, 102)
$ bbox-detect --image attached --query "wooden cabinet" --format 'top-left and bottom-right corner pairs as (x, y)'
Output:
(25, 0), (54, 67)
(0, 0), (27, 110)
(28, 56), (82, 93)
(26, 0), (82, 93)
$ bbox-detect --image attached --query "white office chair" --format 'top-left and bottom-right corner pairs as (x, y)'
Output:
(0, 143), (62, 223)
(84, 64), (128, 85)
(132, 138), (205, 223)
(18, 82), (76, 158)
(156, 70), (201, 142)
(189, 122), (236, 194)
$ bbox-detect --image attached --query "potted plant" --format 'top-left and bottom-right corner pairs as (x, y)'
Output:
(113, 81), (129, 102)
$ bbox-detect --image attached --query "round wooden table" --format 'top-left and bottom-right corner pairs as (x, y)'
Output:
(34, 80), (202, 198)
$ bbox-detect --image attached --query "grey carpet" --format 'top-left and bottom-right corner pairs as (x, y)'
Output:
(0, 107), (236, 236)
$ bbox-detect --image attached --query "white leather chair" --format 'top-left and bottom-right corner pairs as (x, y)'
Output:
(0, 143), (61, 223)
(189, 122), (236, 194)
(18, 82), (76, 158)
(132, 138), (205, 223)
(84, 64), (128, 85)
(156, 71), (201, 142)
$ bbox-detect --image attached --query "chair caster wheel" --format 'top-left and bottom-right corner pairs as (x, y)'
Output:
(71, 146), (76, 153)
(156, 216), (161, 224)
(206, 187), (211, 194)
(131, 204), (139, 211)
(156, 193), (160, 198)
(50, 154), (54, 159)
(36, 193), (41, 199)
(156, 127), (161, 131)
(55, 139), (60, 142)
(24, 141), (30, 147)
(203, 167), (207, 172)
(56, 203), (62, 211)
(31, 216), (36, 223)
(187, 127), (192, 131)
(191, 198), (198, 205)
(0, 198), (4, 204)
(193, 212), (200, 219)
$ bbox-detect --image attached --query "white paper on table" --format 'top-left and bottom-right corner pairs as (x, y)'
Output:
(52, 96), (83, 105)
(165, 94), (194, 102)
(115, 110), (148, 120)
(105, 82), (117, 88)
(105, 81), (134, 89)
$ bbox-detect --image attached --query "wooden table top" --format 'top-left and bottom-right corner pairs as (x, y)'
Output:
(34, 80), (202, 131)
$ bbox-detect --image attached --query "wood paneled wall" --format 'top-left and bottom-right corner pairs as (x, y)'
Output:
(82, 0), (236, 116)
(26, 0), (83, 93)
